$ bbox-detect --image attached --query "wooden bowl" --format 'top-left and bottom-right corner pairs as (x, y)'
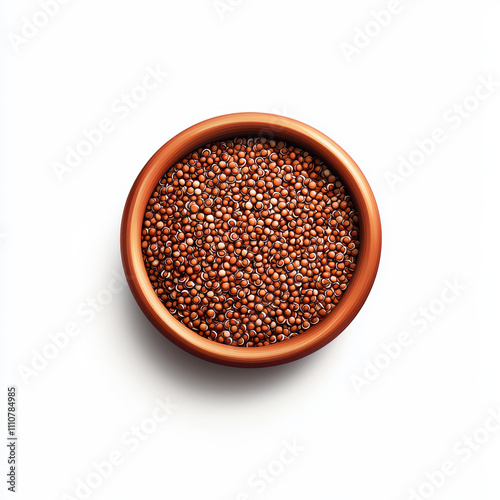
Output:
(121, 113), (381, 367)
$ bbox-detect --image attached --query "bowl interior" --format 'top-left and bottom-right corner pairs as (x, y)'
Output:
(121, 113), (381, 367)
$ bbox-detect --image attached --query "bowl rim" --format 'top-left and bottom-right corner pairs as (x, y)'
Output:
(121, 112), (382, 367)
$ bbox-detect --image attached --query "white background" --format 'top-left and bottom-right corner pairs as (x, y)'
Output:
(2, 1), (500, 499)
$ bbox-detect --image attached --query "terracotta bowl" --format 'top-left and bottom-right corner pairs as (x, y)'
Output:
(121, 113), (381, 367)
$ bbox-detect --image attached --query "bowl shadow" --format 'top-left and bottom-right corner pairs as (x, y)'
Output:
(122, 289), (333, 398)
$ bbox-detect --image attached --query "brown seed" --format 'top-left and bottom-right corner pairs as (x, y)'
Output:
(141, 136), (360, 347)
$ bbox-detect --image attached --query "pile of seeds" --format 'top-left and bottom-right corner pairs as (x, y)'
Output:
(141, 137), (360, 347)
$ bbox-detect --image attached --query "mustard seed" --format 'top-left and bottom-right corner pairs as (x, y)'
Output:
(141, 136), (360, 347)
